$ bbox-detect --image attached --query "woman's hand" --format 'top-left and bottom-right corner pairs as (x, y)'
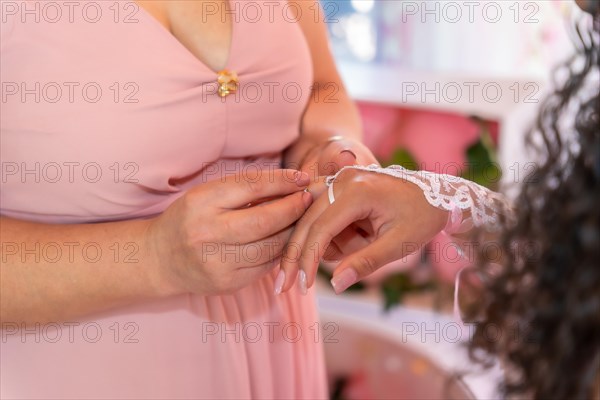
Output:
(298, 136), (380, 177)
(0, 170), (312, 325)
(278, 168), (448, 294)
(148, 169), (313, 296)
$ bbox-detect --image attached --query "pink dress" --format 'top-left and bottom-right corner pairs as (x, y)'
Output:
(0, 1), (327, 398)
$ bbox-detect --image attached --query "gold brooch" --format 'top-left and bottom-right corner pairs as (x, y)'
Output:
(217, 69), (239, 98)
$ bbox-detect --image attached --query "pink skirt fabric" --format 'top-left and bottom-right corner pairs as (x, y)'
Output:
(1, 272), (327, 399)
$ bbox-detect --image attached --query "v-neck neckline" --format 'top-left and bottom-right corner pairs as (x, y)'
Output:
(136, 0), (237, 75)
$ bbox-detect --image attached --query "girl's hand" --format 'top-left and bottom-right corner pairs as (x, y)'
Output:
(278, 168), (448, 294)
(148, 169), (313, 296)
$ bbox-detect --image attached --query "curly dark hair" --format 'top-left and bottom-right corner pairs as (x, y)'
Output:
(468, 6), (600, 400)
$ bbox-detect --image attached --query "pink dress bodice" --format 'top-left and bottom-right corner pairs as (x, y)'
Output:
(0, 1), (327, 398)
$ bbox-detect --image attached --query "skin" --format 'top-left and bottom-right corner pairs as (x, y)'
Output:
(279, 169), (450, 293)
(0, 0), (377, 325)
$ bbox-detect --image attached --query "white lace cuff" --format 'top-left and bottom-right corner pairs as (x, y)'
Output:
(328, 164), (514, 234)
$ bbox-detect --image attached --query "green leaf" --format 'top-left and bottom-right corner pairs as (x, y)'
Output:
(380, 272), (436, 312)
(462, 120), (502, 188)
(382, 284), (404, 312)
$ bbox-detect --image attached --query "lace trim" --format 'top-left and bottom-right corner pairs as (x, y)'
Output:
(329, 164), (514, 233)
(328, 164), (514, 328)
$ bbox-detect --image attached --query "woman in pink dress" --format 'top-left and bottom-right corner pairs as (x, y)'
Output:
(0, 1), (377, 398)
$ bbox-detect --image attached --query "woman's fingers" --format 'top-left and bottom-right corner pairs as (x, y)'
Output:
(319, 139), (379, 174)
(300, 138), (378, 176)
(217, 226), (295, 294)
(224, 190), (312, 243)
(323, 241), (344, 261)
(298, 195), (371, 289)
(331, 225), (372, 257)
(217, 169), (310, 209)
(314, 139), (356, 175)
(279, 193), (331, 292)
(331, 149), (358, 170)
(234, 227), (294, 268)
(280, 178), (328, 273)
(330, 230), (405, 294)
(305, 176), (328, 198)
(227, 256), (283, 294)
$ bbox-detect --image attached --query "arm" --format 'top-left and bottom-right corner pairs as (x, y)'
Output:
(283, 1), (368, 171)
(1, 170), (312, 325)
(0, 216), (164, 325)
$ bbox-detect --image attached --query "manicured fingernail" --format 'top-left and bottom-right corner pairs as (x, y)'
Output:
(302, 191), (313, 207)
(340, 150), (357, 160)
(298, 270), (308, 295)
(295, 171), (310, 186)
(331, 268), (358, 294)
(274, 270), (285, 295)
